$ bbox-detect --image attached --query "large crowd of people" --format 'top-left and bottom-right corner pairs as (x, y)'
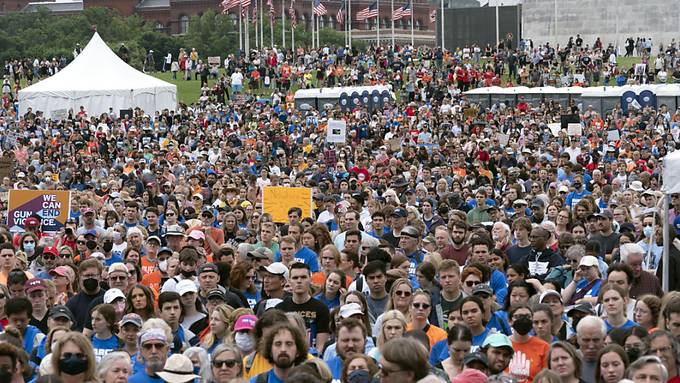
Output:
(0, 35), (680, 383)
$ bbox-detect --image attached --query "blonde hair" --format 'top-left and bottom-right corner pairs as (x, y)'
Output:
(51, 332), (97, 382)
(377, 310), (408, 348)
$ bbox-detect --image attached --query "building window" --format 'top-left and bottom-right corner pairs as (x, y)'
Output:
(415, 19), (421, 30)
(155, 22), (165, 32)
(179, 15), (189, 34)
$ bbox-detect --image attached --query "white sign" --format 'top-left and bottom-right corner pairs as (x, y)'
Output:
(567, 123), (582, 137)
(547, 123), (561, 137)
(326, 119), (347, 143)
(607, 129), (620, 142)
(207, 56), (221, 66)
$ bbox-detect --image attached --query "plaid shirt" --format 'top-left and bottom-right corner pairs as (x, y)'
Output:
(630, 270), (663, 300)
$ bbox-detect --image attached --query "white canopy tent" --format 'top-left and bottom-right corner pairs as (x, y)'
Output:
(660, 150), (680, 291)
(18, 32), (176, 118)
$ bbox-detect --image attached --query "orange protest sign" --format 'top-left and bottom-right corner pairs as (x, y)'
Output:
(262, 187), (313, 223)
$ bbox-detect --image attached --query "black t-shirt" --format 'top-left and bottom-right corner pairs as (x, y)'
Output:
(276, 296), (330, 349)
(65, 290), (105, 331)
(30, 313), (49, 334)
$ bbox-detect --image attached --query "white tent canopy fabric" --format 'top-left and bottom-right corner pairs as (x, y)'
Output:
(19, 32), (176, 118)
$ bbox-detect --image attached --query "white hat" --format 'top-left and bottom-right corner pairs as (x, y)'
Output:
(176, 279), (198, 296)
(155, 354), (200, 383)
(104, 288), (126, 304)
(259, 262), (290, 280)
(629, 181), (644, 192)
(339, 303), (363, 318)
(558, 185), (569, 193)
(579, 255), (599, 268)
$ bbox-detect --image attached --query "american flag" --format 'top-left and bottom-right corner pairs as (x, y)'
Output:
(356, 1), (378, 20)
(392, 0), (410, 20)
(313, 0), (327, 16)
(220, 0), (240, 12)
(336, 1), (345, 24)
(252, 0), (257, 22)
(241, 0), (251, 9)
(429, 9), (436, 23)
(289, 5), (297, 28)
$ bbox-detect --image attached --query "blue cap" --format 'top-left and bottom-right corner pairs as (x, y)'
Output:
(391, 208), (407, 218)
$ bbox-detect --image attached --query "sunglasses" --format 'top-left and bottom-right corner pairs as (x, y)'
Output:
(212, 359), (238, 368)
(77, 240), (86, 245)
(59, 253), (71, 258)
(465, 280), (482, 287)
(413, 303), (431, 309)
(142, 343), (166, 350)
(395, 290), (411, 297)
(43, 255), (56, 261)
(110, 275), (128, 281)
(166, 212), (175, 216)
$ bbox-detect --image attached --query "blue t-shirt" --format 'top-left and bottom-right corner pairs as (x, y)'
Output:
(92, 334), (119, 362)
(471, 329), (490, 352)
(326, 357), (343, 380)
(250, 370), (284, 383)
(430, 339), (449, 365)
(129, 371), (164, 383)
(314, 293), (341, 311)
(243, 290), (262, 310)
(605, 319), (639, 333)
(273, 246), (320, 272)
(103, 254), (124, 267)
(487, 312), (511, 336)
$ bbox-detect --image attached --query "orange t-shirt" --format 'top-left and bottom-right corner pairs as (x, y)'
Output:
(140, 256), (157, 276)
(407, 323), (447, 350)
(311, 271), (353, 289)
(507, 336), (550, 383)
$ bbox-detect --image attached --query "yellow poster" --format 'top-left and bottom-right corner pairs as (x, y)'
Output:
(263, 187), (312, 223)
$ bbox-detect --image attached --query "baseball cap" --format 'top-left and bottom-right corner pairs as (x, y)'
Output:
(200, 207), (214, 217)
(233, 314), (258, 332)
(187, 230), (206, 241)
(119, 313), (143, 328)
(147, 236), (162, 244)
(176, 279), (198, 296)
(482, 333), (514, 351)
(49, 266), (75, 282)
(339, 303), (363, 318)
(401, 226), (420, 238)
(198, 263), (219, 275)
(463, 352), (488, 368)
(82, 208), (95, 215)
(49, 305), (75, 323)
(165, 225), (186, 237)
(108, 262), (130, 276)
(207, 289), (226, 301)
(539, 289), (563, 304)
(192, 193), (204, 201)
(566, 302), (596, 316)
(158, 247), (173, 256)
(579, 255), (599, 268)
(25, 278), (46, 294)
(513, 199), (528, 206)
(391, 208), (407, 218)
(471, 284), (493, 297)
(104, 288), (126, 304)
(248, 247), (273, 260)
(531, 199), (546, 209)
(43, 246), (59, 257)
(260, 262), (290, 280)
(558, 185), (569, 193)
(25, 217), (40, 226)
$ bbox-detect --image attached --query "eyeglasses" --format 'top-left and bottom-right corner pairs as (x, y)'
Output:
(395, 290), (411, 297)
(212, 359), (238, 368)
(166, 212), (175, 216)
(59, 253), (71, 258)
(43, 255), (56, 261)
(142, 343), (166, 350)
(62, 353), (85, 360)
(379, 364), (403, 377)
(465, 280), (482, 287)
(650, 346), (673, 355)
(413, 303), (431, 309)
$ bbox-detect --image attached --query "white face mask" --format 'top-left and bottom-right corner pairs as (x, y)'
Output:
(234, 332), (255, 354)
(158, 260), (168, 273)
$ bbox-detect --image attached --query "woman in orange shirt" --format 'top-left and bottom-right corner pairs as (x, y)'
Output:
(406, 291), (447, 350)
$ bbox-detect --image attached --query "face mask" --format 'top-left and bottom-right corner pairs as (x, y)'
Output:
(59, 356), (89, 375)
(627, 347), (641, 362)
(512, 317), (533, 336)
(83, 278), (99, 292)
(23, 242), (35, 252)
(193, 367), (201, 375)
(0, 369), (12, 383)
(235, 332), (255, 353)
(347, 369), (370, 383)
(102, 241), (113, 252)
(112, 232), (122, 241)
(86, 240), (97, 250)
(158, 260), (168, 272)
(573, 182), (582, 190)
(181, 270), (195, 278)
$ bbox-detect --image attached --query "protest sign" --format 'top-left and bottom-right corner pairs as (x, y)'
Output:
(7, 190), (71, 233)
(326, 119), (347, 143)
(607, 129), (620, 142)
(567, 123), (582, 136)
(547, 123), (562, 137)
(207, 56), (221, 66)
(263, 187), (312, 223)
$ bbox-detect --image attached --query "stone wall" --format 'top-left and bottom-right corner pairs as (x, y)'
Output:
(522, 0), (680, 49)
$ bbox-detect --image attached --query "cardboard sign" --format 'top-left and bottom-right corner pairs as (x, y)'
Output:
(607, 129), (620, 142)
(262, 187), (312, 223)
(567, 123), (582, 137)
(497, 133), (510, 147)
(326, 119), (347, 143)
(207, 56), (221, 66)
(7, 190), (71, 233)
(547, 123), (562, 137)
(388, 137), (401, 152)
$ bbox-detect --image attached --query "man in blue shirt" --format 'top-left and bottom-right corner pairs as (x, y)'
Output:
(250, 322), (308, 383)
(129, 327), (170, 383)
(399, 226), (425, 278)
(326, 318), (367, 380)
(565, 174), (591, 210)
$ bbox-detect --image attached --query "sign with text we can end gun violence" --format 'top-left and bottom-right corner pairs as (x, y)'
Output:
(7, 190), (71, 233)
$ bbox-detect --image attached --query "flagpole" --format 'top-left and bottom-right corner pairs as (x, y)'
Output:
(245, 7), (250, 56)
(390, 0), (394, 47)
(440, 0), (444, 50)
(282, 0), (286, 48)
(270, 5), (274, 48)
(376, 0), (379, 46)
(254, 7), (259, 49)
(410, 2), (413, 47)
(348, 0), (352, 49)
(311, 0), (315, 49)
(260, 0), (264, 47)
(292, 11), (295, 50)
(239, 5), (243, 51)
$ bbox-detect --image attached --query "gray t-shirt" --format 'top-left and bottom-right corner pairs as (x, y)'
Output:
(366, 294), (389, 326)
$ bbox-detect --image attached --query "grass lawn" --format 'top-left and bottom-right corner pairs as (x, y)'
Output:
(153, 56), (645, 104)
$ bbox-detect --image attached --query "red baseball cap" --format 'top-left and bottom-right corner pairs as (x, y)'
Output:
(25, 217), (40, 226)
(43, 246), (59, 257)
(25, 278), (46, 294)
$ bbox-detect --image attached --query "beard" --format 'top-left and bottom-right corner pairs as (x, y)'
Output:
(274, 354), (293, 369)
(147, 359), (165, 373)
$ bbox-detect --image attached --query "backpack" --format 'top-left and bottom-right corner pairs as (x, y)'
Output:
(254, 372), (268, 383)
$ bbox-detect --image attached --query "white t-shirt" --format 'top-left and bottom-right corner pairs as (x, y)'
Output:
(230, 72), (244, 86)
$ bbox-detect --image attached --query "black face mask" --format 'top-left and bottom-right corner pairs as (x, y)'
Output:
(59, 356), (88, 375)
(180, 270), (195, 278)
(512, 317), (533, 336)
(573, 182), (582, 190)
(0, 368), (12, 383)
(102, 241), (113, 252)
(83, 278), (99, 292)
(86, 240), (98, 251)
